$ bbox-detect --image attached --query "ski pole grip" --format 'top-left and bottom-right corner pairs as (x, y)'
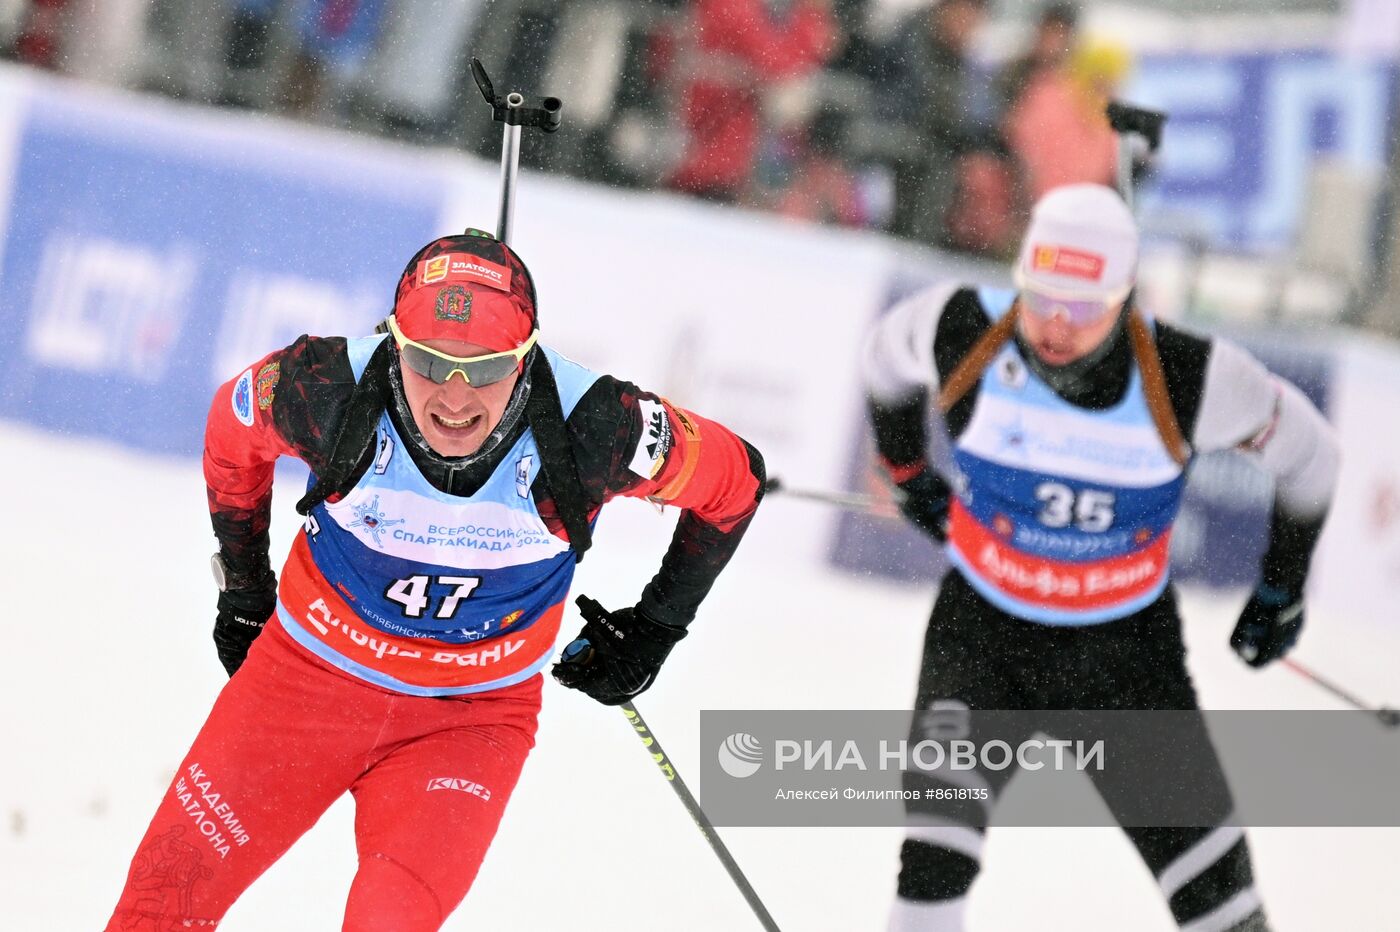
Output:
(1106, 101), (1167, 153)
(471, 58), (495, 107)
(471, 57), (564, 132)
(538, 97), (563, 133)
(575, 594), (609, 624)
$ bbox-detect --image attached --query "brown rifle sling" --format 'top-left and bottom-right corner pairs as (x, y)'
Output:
(1127, 311), (1192, 467)
(936, 301), (1192, 468)
(936, 304), (1020, 414)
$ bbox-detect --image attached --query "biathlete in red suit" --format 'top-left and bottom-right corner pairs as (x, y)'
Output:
(107, 230), (766, 931)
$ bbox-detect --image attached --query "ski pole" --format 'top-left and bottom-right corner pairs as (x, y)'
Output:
(619, 701), (783, 931)
(470, 58), (562, 245)
(1106, 101), (1166, 210)
(762, 476), (896, 514)
(1279, 658), (1400, 728)
(495, 100), (521, 244)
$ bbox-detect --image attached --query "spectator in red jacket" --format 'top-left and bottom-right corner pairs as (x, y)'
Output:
(665, 0), (839, 203)
(10, 0), (71, 69)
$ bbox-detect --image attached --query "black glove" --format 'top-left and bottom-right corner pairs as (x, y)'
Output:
(1230, 583), (1304, 668)
(897, 469), (952, 543)
(552, 595), (687, 705)
(215, 586), (277, 677)
(1230, 506), (1326, 668)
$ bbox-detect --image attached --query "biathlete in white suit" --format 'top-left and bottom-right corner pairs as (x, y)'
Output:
(862, 184), (1339, 932)
(107, 230), (765, 930)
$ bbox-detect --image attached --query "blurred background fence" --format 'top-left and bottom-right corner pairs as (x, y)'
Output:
(1, 0), (1397, 330)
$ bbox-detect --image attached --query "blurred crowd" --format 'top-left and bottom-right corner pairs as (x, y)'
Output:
(0, 0), (1149, 260)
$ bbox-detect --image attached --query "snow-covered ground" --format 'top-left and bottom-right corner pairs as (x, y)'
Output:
(2, 421), (1395, 931)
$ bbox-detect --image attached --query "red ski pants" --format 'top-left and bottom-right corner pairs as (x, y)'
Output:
(107, 621), (540, 931)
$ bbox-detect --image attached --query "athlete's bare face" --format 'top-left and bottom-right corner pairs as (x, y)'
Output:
(1016, 299), (1124, 367)
(399, 339), (520, 458)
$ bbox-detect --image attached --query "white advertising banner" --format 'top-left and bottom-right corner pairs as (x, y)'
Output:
(1311, 336), (1400, 626)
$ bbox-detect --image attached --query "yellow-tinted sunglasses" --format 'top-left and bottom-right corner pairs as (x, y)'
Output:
(388, 315), (538, 386)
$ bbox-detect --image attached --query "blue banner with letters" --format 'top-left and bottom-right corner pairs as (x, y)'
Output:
(0, 83), (444, 456)
(1131, 49), (1398, 251)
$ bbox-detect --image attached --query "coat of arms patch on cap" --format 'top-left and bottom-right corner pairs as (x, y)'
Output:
(434, 284), (472, 323)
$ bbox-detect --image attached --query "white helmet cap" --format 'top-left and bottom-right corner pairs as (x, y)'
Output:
(1013, 183), (1138, 304)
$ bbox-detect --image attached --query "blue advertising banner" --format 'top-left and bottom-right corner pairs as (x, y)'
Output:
(1131, 49), (1398, 251)
(0, 83), (445, 456)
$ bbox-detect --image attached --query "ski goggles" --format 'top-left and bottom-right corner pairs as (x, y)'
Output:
(388, 315), (538, 386)
(1019, 288), (1120, 326)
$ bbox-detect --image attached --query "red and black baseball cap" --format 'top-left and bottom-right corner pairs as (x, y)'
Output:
(391, 230), (538, 352)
